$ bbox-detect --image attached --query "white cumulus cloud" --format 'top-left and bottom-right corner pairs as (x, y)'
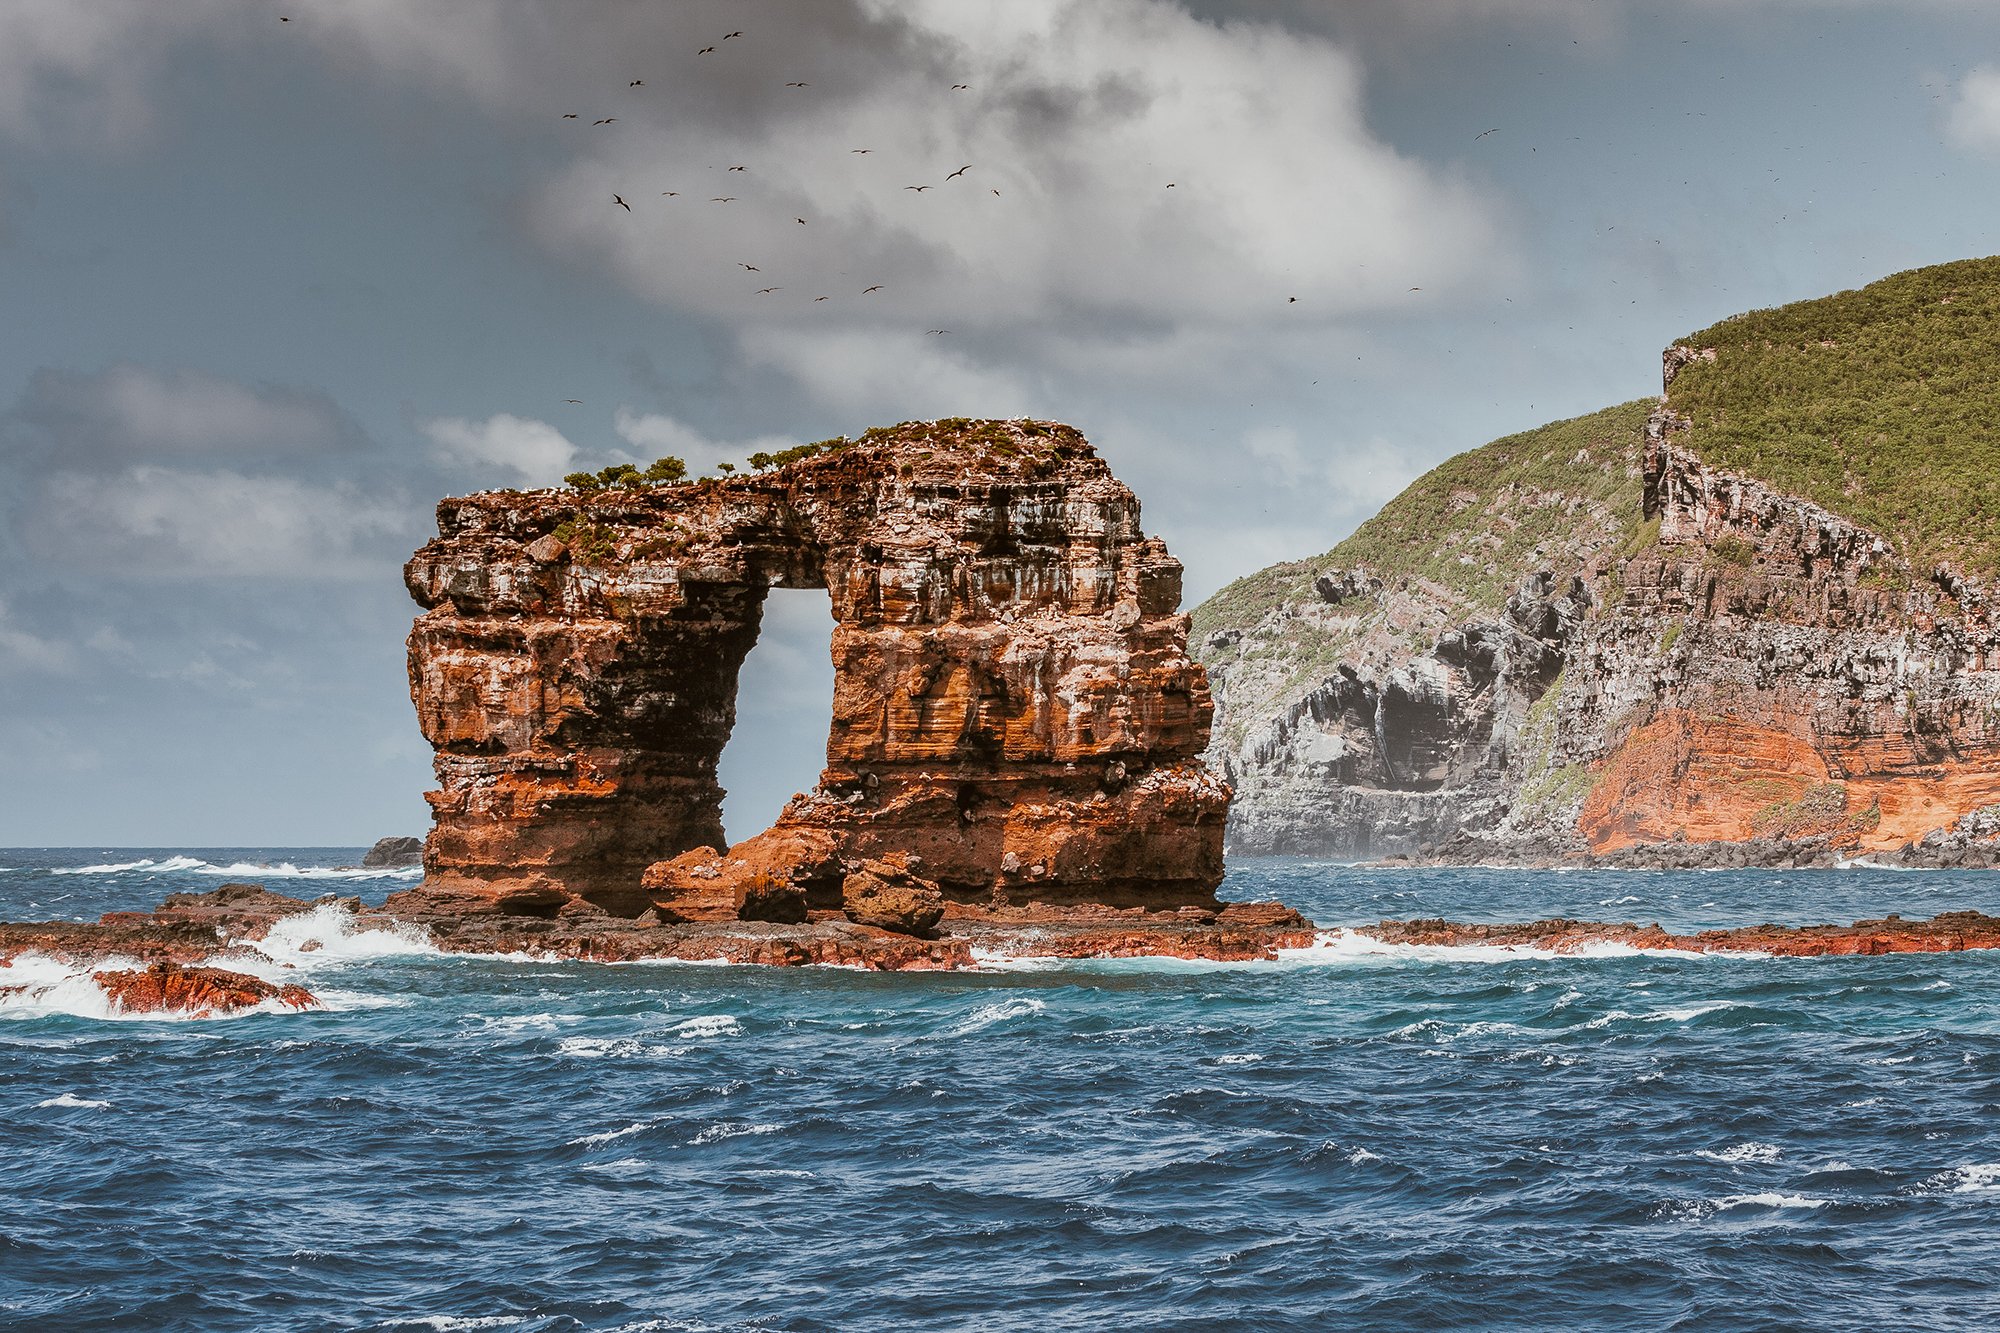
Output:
(25, 467), (408, 580)
(423, 413), (578, 484)
(1947, 66), (2000, 153)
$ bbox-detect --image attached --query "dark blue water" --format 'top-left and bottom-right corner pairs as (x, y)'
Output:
(7, 850), (2000, 1331)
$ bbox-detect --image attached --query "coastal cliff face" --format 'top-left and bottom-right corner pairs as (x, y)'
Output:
(1197, 258), (2000, 863)
(1194, 403), (1649, 858)
(1556, 381), (2000, 856)
(400, 419), (1228, 917)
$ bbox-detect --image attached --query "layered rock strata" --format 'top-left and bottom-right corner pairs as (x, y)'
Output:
(1553, 387), (2000, 856)
(397, 420), (1235, 926)
(1201, 349), (2000, 864)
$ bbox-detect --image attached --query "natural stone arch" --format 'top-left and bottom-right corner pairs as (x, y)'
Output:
(402, 420), (1229, 918)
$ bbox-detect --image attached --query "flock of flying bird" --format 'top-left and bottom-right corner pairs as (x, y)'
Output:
(573, 28), (992, 330)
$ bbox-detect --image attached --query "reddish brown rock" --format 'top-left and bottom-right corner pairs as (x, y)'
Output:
(841, 858), (946, 936)
(93, 962), (317, 1017)
(395, 419), (1231, 921)
(1352, 910), (2000, 957)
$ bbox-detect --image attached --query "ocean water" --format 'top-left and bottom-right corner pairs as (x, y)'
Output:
(6, 851), (2000, 1331)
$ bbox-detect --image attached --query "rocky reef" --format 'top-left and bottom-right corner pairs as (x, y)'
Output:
(1197, 260), (2000, 866)
(1350, 911), (2000, 957)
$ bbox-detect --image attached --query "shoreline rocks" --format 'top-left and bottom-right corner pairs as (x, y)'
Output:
(1349, 910), (2000, 957)
(0, 884), (1318, 980)
(10, 886), (2000, 997)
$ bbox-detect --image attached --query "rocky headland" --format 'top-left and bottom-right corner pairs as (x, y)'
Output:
(1197, 257), (2000, 867)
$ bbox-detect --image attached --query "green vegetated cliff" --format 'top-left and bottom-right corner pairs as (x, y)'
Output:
(1667, 255), (2000, 577)
(1193, 400), (1650, 756)
(1195, 255), (2000, 863)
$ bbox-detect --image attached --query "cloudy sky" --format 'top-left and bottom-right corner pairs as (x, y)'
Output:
(4, 0), (1999, 846)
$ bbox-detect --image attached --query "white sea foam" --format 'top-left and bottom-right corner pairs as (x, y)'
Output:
(0, 951), (305, 1022)
(1948, 1163), (2000, 1193)
(250, 903), (438, 966)
(55, 856), (201, 875)
(947, 996), (1047, 1034)
(1715, 1193), (1827, 1211)
(690, 1121), (781, 1145)
(1662, 1192), (1828, 1221)
(34, 1092), (110, 1109)
(478, 1013), (580, 1035)
(1346, 1147), (1383, 1164)
(54, 856), (420, 881)
(579, 1158), (653, 1177)
(556, 1035), (679, 1060)
(673, 1015), (740, 1038)
(1699, 1142), (1783, 1164)
(1656, 1000), (1742, 1022)
(1214, 1053), (1264, 1065)
(568, 1120), (652, 1148)
(1279, 930), (1740, 965)
(397, 1318), (531, 1332)
(966, 949), (1070, 971)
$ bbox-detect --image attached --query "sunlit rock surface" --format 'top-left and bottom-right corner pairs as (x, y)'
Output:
(395, 419), (1234, 922)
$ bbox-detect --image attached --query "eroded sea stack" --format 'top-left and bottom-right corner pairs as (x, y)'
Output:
(394, 419), (1230, 922)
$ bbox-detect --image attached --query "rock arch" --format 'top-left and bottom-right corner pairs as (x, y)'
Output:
(401, 420), (1229, 917)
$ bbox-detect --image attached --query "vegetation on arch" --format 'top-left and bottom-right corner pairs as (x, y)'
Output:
(563, 457), (689, 490)
(556, 418), (1079, 493)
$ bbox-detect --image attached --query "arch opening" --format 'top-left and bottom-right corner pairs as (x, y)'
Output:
(716, 586), (836, 845)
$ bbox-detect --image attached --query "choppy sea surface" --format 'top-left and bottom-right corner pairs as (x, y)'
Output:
(7, 850), (2000, 1331)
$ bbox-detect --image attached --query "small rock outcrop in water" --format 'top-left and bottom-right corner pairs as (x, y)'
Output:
(395, 419), (1232, 925)
(361, 836), (424, 868)
(1353, 911), (2000, 957)
(92, 962), (316, 1017)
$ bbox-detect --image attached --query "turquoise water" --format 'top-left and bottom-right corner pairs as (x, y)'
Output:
(5, 851), (2000, 1330)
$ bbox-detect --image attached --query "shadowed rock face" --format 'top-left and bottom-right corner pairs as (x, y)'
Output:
(398, 420), (1229, 917)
